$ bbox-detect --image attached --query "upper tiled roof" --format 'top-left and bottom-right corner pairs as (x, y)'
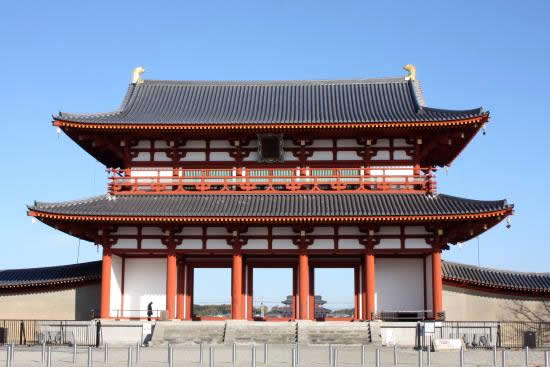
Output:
(443, 261), (550, 294)
(55, 78), (484, 125)
(29, 193), (510, 218)
(0, 261), (101, 290)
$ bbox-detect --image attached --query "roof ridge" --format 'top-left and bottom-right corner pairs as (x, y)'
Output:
(0, 260), (101, 274)
(139, 77), (408, 87)
(443, 260), (550, 277)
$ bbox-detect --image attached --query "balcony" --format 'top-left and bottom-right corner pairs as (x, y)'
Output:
(108, 167), (436, 195)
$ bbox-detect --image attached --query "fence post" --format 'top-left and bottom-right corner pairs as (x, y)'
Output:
(502, 350), (506, 367)
(95, 320), (101, 348)
(328, 344), (332, 365)
(169, 345), (174, 367)
(333, 348), (338, 367)
(104, 343), (108, 363)
(460, 347), (464, 367)
(493, 345), (497, 367)
(6, 345), (11, 367)
(525, 346), (528, 366)
(375, 349), (380, 367)
(233, 343), (237, 366)
(127, 346), (132, 367)
(394, 344), (397, 366)
(427, 345), (431, 367)
(87, 346), (92, 367)
(545, 351), (549, 367)
(10, 344), (14, 362)
(418, 349), (423, 367)
(19, 321), (23, 345)
(42, 342), (46, 364)
(209, 346), (214, 367)
(73, 343), (77, 364)
(47, 346), (51, 367)
(361, 345), (365, 367)
(296, 343), (299, 364)
(292, 347), (296, 367)
(136, 342), (140, 364)
(264, 343), (268, 365)
(199, 343), (203, 366)
(251, 345), (256, 367)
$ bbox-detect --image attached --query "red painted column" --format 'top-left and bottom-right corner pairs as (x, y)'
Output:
(166, 246), (177, 319)
(176, 260), (185, 320)
(432, 249), (443, 319)
(298, 248), (309, 320)
(363, 252), (375, 321)
(100, 246), (112, 319)
(232, 251), (243, 319)
(184, 265), (194, 320)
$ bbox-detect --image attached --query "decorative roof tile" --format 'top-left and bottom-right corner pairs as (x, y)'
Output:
(55, 78), (484, 125)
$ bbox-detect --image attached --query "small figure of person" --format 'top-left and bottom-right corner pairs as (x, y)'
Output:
(147, 302), (153, 321)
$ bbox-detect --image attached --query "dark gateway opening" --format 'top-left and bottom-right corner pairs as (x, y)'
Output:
(258, 134), (284, 163)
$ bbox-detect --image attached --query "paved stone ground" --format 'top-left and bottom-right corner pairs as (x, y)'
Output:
(2, 344), (549, 366)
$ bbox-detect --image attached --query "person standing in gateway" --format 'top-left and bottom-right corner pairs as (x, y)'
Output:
(147, 302), (153, 321)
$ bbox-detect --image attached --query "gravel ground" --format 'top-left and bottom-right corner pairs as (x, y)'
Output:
(2, 344), (549, 366)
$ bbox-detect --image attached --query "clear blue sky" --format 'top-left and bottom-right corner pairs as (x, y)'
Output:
(1, 0), (549, 304)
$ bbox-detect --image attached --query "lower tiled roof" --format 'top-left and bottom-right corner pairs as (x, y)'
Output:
(0, 261), (101, 290)
(29, 193), (510, 218)
(1, 260), (547, 294)
(442, 261), (550, 294)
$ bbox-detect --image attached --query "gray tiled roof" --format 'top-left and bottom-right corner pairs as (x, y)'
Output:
(29, 193), (509, 218)
(0, 261), (101, 290)
(443, 261), (550, 293)
(55, 78), (484, 124)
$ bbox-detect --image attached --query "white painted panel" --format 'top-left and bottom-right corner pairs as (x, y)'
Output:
(178, 227), (202, 236)
(207, 227), (228, 235)
(371, 150), (390, 160)
(405, 226), (430, 235)
(206, 239), (231, 249)
(393, 139), (412, 147)
(244, 227), (268, 236)
(142, 227), (164, 235)
(210, 152), (234, 161)
(312, 227), (334, 235)
(272, 227), (295, 235)
(113, 227), (138, 235)
(337, 139), (361, 147)
(385, 168), (413, 176)
(242, 239), (268, 249)
(283, 151), (299, 161)
(311, 139), (333, 148)
(123, 258), (167, 318)
(394, 150), (411, 160)
(309, 239), (334, 249)
(154, 140), (171, 149)
(309, 151), (333, 160)
(243, 151), (259, 161)
(245, 139), (258, 148)
(272, 239), (298, 250)
(405, 238), (431, 249)
(178, 239), (202, 249)
(132, 152), (150, 161)
(377, 226), (400, 235)
(141, 239), (165, 249)
(184, 140), (206, 149)
(182, 152), (206, 161)
(337, 151), (361, 160)
(338, 239), (363, 249)
(110, 255), (123, 317)
(153, 152), (171, 161)
(375, 258), (424, 312)
(112, 239), (138, 249)
(376, 239), (401, 249)
(210, 140), (232, 148)
(372, 139), (390, 147)
(283, 139), (298, 148)
(339, 226), (362, 235)
(135, 140), (151, 149)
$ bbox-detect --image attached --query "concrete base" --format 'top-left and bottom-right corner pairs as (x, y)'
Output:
(298, 321), (372, 345)
(150, 321), (226, 346)
(224, 320), (297, 344)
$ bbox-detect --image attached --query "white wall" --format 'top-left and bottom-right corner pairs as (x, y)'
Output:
(123, 258), (167, 318)
(375, 258), (424, 312)
(110, 255), (123, 318)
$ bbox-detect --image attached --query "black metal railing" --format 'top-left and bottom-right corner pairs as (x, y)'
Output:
(0, 320), (97, 346)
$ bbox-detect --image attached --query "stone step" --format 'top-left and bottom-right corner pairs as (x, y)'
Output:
(150, 321), (226, 346)
(298, 321), (372, 345)
(224, 321), (297, 345)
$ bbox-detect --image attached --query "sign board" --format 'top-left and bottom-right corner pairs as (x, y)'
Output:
(424, 322), (435, 333)
(433, 339), (463, 351)
(142, 323), (152, 336)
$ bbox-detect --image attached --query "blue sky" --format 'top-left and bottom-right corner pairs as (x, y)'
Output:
(1, 0), (549, 303)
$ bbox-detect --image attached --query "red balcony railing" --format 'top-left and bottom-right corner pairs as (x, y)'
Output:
(108, 167), (436, 195)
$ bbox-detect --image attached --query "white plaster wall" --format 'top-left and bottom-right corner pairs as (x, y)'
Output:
(377, 227), (400, 235)
(242, 239), (268, 249)
(210, 140), (232, 148)
(372, 139), (390, 147)
(210, 152), (233, 161)
(206, 239), (232, 249)
(405, 238), (431, 249)
(113, 227), (138, 235)
(336, 151), (360, 160)
(110, 255), (123, 318)
(272, 239), (298, 250)
(425, 255), (433, 314)
(376, 239), (401, 249)
(182, 152), (206, 161)
(141, 239), (165, 250)
(309, 151), (333, 160)
(309, 239), (334, 249)
(311, 139), (332, 147)
(338, 239), (363, 249)
(123, 258), (167, 318)
(337, 139), (361, 147)
(371, 151), (390, 160)
(183, 140), (206, 149)
(112, 238), (138, 249)
(178, 239), (203, 249)
(375, 258), (424, 312)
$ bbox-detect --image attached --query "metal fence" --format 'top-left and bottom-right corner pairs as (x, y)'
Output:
(0, 320), (98, 346)
(418, 321), (550, 349)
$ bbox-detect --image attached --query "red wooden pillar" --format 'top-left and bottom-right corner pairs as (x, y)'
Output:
(176, 260), (185, 320)
(363, 252), (375, 321)
(100, 246), (112, 319)
(298, 248), (309, 320)
(432, 249), (443, 319)
(166, 246), (177, 319)
(247, 266), (253, 320)
(232, 251), (244, 319)
(308, 267), (315, 320)
(184, 265), (194, 320)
